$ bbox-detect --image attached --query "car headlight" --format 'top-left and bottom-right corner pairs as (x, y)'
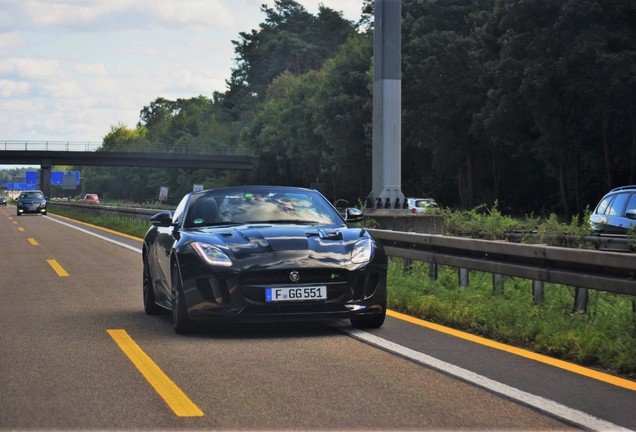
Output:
(191, 242), (233, 267)
(351, 238), (374, 264)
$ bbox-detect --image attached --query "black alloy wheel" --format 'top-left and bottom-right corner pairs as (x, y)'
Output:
(143, 256), (163, 315)
(171, 263), (193, 334)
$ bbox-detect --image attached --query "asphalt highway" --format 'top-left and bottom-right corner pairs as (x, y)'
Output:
(1, 207), (635, 431)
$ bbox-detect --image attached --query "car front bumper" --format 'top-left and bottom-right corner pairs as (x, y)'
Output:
(178, 257), (387, 323)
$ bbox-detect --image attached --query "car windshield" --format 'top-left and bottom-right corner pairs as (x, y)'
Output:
(184, 187), (343, 228)
(20, 192), (43, 199)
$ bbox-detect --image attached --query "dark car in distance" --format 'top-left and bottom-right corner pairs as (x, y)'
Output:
(142, 185), (388, 334)
(16, 190), (47, 216)
(0, 196), (7, 205)
(589, 185), (636, 233)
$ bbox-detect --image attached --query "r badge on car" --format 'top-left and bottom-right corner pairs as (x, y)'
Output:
(289, 271), (300, 282)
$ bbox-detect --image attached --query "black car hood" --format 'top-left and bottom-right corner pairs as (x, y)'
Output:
(19, 198), (45, 204)
(190, 224), (365, 268)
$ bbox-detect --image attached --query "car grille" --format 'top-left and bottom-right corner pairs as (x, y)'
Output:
(238, 269), (350, 303)
(239, 269), (347, 285)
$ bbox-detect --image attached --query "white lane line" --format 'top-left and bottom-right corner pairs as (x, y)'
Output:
(48, 216), (142, 254)
(339, 326), (631, 432)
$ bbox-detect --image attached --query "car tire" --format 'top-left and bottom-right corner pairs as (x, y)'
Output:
(16, 212), (21, 216)
(172, 263), (193, 334)
(42, 211), (47, 216)
(143, 257), (163, 315)
(350, 311), (386, 329)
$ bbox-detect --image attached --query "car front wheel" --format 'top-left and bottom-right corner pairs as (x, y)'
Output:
(172, 263), (193, 334)
(143, 256), (163, 315)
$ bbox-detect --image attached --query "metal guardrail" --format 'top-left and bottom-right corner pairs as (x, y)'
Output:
(368, 229), (636, 300)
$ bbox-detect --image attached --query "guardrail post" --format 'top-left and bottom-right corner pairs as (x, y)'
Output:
(428, 262), (438, 280)
(573, 288), (588, 312)
(492, 274), (503, 295)
(403, 258), (412, 274)
(458, 268), (469, 287)
(532, 280), (544, 304)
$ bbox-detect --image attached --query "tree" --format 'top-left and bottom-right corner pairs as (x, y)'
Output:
(401, 0), (490, 208)
(224, 0), (355, 116)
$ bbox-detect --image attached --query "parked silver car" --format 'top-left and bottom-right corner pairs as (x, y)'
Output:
(406, 197), (439, 213)
(589, 185), (636, 233)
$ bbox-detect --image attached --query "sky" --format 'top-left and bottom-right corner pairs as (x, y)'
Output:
(0, 0), (365, 169)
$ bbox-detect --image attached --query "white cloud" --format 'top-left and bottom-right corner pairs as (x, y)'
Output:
(0, 32), (23, 53)
(74, 63), (108, 77)
(0, 58), (64, 80)
(0, 0), (364, 147)
(0, 79), (30, 98)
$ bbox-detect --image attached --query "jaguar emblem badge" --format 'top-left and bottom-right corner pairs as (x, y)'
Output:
(289, 271), (300, 282)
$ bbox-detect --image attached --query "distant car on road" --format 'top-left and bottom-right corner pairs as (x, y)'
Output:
(16, 190), (47, 216)
(142, 185), (388, 334)
(83, 194), (100, 203)
(0, 196), (7, 205)
(407, 197), (439, 213)
(589, 185), (636, 234)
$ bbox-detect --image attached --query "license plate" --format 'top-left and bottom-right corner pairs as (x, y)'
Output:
(266, 286), (327, 302)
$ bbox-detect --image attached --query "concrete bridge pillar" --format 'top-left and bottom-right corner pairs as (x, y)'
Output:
(40, 165), (51, 198)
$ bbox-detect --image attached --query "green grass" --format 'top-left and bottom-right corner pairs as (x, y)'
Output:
(389, 259), (636, 378)
(48, 203), (636, 378)
(50, 205), (150, 239)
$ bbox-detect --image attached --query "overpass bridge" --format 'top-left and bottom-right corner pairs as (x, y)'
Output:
(0, 141), (254, 198)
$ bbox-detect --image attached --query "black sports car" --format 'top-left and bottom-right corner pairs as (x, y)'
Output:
(142, 185), (387, 334)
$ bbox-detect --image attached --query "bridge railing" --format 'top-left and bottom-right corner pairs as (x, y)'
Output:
(1, 141), (102, 152)
(0, 140), (248, 155)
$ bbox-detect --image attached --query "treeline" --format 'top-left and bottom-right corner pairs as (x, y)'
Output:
(80, 0), (636, 218)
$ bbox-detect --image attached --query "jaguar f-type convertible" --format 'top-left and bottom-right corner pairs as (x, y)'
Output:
(142, 185), (387, 333)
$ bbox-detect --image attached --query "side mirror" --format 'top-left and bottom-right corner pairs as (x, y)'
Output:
(625, 209), (636, 220)
(150, 211), (174, 227)
(345, 208), (364, 223)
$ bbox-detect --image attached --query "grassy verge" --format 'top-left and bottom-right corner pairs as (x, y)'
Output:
(50, 206), (150, 239)
(389, 259), (636, 378)
(48, 205), (636, 378)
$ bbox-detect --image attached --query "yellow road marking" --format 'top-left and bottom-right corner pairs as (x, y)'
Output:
(387, 309), (636, 391)
(28, 238), (39, 246)
(107, 329), (204, 417)
(47, 259), (69, 277)
(17, 226), (24, 231)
